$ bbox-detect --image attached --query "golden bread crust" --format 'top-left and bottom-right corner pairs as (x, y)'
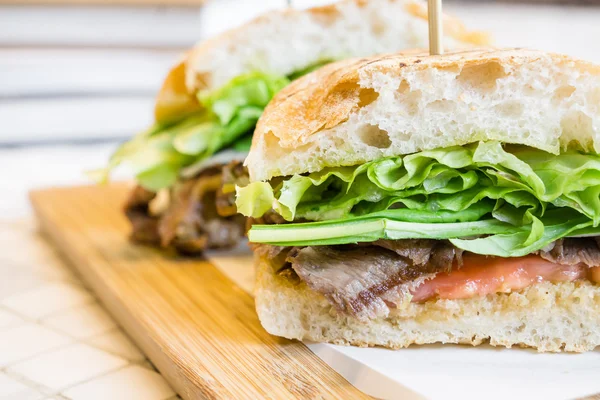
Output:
(153, 53), (202, 124)
(246, 48), (600, 180)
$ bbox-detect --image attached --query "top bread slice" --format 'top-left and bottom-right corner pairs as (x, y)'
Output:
(154, 0), (487, 124)
(245, 48), (600, 181)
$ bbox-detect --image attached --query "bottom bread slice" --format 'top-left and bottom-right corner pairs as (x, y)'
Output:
(255, 254), (600, 352)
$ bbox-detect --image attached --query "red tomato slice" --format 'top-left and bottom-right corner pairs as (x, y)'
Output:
(411, 253), (600, 302)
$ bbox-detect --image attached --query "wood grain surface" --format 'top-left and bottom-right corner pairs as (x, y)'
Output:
(29, 184), (370, 400)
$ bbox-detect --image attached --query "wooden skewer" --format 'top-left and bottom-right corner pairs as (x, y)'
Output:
(428, 0), (444, 55)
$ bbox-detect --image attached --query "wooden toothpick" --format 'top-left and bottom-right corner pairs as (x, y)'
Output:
(428, 0), (444, 55)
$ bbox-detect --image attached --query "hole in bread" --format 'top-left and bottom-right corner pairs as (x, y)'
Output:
(456, 61), (507, 92)
(589, 87), (600, 105)
(561, 111), (593, 144)
(397, 80), (410, 94)
(357, 124), (392, 148)
(263, 130), (281, 148)
(429, 99), (457, 113)
(397, 80), (421, 115)
(494, 101), (524, 118)
(553, 85), (576, 104)
(438, 64), (461, 74)
(358, 88), (379, 108)
(405, 90), (422, 115)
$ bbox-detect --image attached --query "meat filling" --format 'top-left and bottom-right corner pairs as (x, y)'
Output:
(372, 239), (463, 270)
(287, 244), (455, 321)
(124, 161), (247, 254)
(124, 186), (161, 244)
(260, 237), (600, 320)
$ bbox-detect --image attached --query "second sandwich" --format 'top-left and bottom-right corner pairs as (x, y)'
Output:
(99, 0), (484, 254)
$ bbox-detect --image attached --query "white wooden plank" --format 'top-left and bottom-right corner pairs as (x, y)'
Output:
(0, 6), (202, 47)
(0, 49), (179, 96)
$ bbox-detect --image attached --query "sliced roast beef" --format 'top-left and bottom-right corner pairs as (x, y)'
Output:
(251, 243), (292, 273)
(124, 163), (247, 254)
(373, 239), (463, 270)
(246, 211), (288, 232)
(287, 246), (449, 321)
(539, 238), (600, 267)
(124, 186), (160, 244)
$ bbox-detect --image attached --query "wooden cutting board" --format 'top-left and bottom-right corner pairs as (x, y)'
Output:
(29, 184), (370, 400)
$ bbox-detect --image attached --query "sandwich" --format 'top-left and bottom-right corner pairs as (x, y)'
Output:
(98, 0), (485, 254)
(236, 48), (600, 352)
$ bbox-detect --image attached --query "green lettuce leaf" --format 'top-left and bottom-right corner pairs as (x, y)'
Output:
(231, 134), (253, 152)
(248, 203), (513, 246)
(450, 209), (594, 257)
(198, 72), (289, 125)
(238, 141), (600, 256)
(97, 72), (292, 191)
(235, 181), (277, 219)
